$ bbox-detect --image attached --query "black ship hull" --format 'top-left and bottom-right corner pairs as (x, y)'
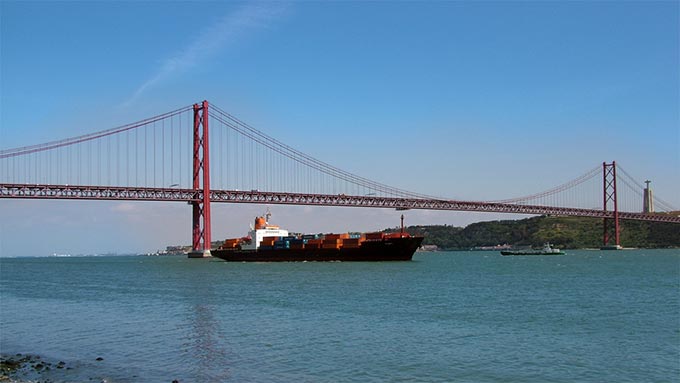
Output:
(212, 236), (424, 262)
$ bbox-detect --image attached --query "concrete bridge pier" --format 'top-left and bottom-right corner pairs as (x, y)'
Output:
(188, 250), (212, 258)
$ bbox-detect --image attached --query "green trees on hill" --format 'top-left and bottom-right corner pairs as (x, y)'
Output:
(390, 216), (680, 250)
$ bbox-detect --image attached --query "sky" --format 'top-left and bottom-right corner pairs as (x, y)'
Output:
(1, 1), (678, 256)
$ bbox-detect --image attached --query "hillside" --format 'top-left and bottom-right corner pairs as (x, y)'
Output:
(387, 216), (680, 250)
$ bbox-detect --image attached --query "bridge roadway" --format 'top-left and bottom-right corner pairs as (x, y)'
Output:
(2, 183), (679, 224)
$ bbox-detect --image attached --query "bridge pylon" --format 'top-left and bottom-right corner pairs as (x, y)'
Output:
(188, 100), (212, 258)
(602, 161), (621, 250)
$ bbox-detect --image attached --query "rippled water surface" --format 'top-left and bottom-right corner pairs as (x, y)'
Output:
(1, 250), (679, 382)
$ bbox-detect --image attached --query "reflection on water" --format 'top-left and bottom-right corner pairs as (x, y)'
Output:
(183, 303), (231, 381)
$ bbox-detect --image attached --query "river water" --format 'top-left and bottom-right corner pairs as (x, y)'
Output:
(1, 250), (678, 382)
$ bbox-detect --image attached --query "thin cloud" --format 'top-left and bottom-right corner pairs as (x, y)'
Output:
(111, 202), (136, 212)
(123, 2), (287, 106)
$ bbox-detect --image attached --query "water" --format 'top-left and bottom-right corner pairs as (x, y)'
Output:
(1, 250), (679, 382)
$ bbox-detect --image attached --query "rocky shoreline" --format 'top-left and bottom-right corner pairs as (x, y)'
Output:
(0, 354), (182, 383)
(1, 353), (67, 383)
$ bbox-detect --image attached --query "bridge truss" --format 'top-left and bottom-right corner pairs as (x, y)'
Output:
(2, 183), (678, 224)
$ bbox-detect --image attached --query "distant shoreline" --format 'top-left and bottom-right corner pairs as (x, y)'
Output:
(3, 215), (678, 258)
(396, 216), (680, 250)
(156, 216), (680, 254)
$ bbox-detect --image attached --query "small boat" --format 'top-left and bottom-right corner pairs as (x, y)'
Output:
(500, 243), (564, 256)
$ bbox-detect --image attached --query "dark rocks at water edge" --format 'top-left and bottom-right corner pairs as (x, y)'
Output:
(1, 353), (62, 382)
(1, 353), (90, 383)
(1, 354), (182, 383)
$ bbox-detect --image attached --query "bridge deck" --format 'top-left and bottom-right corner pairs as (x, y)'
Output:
(2, 183), (678, 224)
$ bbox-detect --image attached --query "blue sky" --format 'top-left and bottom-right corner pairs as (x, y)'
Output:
(1, 1), (678, 256)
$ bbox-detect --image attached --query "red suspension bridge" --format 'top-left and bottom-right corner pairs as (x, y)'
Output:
(1, 101), (678, 256)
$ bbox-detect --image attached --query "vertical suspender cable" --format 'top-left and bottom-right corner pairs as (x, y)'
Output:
(154, 120), (157, 188)
(162, 119), (165, 188)
(171, 115), (174, 187)
(179, 113), (182, 188)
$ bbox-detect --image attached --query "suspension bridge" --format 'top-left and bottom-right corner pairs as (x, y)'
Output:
(1, 101), (678, 256)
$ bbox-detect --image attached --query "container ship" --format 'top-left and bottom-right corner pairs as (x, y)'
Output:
(211, 213), (424, 262)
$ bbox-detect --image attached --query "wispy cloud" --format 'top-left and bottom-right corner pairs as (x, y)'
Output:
(123, 2), (287, 106)
(110, 202), (137, 213)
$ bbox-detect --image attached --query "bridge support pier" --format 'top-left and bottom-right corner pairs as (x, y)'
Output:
(188, 249), (212, 258)
(189, 100), (212, 258)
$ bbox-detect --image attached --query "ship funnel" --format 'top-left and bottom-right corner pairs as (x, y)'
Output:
(255, 217), (267, 230)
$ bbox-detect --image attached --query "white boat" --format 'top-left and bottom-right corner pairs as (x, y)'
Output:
(501, 243), (564, 256)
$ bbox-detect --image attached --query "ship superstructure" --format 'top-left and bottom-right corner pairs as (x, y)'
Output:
(238, 212), (289, 251)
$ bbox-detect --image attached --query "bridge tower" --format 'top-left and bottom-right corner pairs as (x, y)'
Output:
(643, 180), (654, 213)
(188, 100), (212, 258)
(602, 161), (621, 250)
